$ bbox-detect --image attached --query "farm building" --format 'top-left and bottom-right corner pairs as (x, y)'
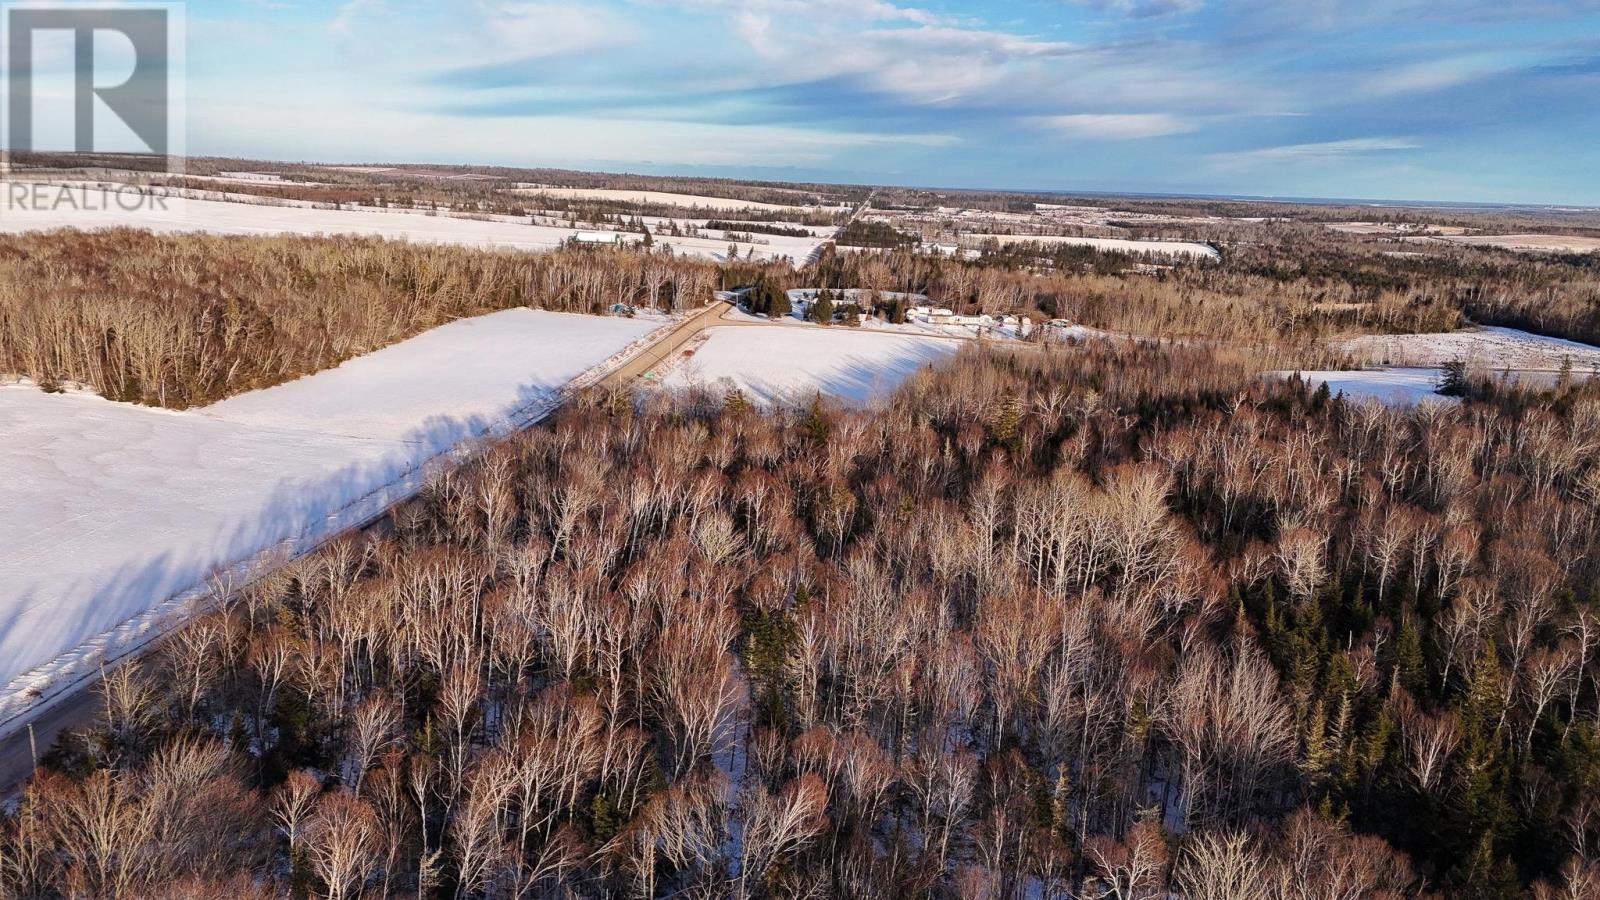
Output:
(574, 231), (642, 245)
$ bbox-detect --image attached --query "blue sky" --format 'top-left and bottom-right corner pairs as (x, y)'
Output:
(183, 0), (1600, 203)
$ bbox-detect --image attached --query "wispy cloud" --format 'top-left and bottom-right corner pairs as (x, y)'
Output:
(1065, 0), (1204, 19)
(1210, 137), (1420, 168)
(1033, 113), (1197, 139)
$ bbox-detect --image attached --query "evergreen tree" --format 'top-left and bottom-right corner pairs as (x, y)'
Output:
(1393, 616), (1427, 698)
(811, 290), (835, 325)
(1439, 358), (1469, 396)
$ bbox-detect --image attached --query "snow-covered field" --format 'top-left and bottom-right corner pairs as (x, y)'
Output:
(0, 184), (825, 263)
(1439, 234), (1600, 254)
(970, 234), (1220, 260)
(514, 187), (817, 213)
(1343, 326), (1600, 371)
(0, 310), (663, 727)
(657, 327), (958, 406)
(1278, 368), (1455, 407)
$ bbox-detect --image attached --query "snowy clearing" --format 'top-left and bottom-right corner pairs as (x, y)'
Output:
(1277, 369), (1456, 407)
(0, 184), (824, 263)
(513, 187), (817, 213)
(656, 327), (958, 407)
(1342, 326), (1600, 371)
(1436, 234), (1600, 254)
(968, 234), (1220, 260)
(0, 310), (663, 726)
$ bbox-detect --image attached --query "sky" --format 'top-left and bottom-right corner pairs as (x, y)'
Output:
(172, 0), (1600, 203)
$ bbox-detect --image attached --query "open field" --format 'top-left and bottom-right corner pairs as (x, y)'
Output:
(0, 184), (827, 263)
(1433, 233), (1600, 253)
(655, 326), (957, 406)
(1342, 325), (1600, 370)
(515, 187), (819, 213)
(0, 310), (663, 724)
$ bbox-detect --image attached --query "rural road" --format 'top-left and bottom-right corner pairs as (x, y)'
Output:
(800, 189), (877, 268)
(0, 301), (734, 793)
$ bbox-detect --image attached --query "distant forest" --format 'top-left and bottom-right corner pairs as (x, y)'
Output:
(5, 228), (1598, 412)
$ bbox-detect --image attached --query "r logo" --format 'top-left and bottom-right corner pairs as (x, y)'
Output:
(5, 4), (176, 159)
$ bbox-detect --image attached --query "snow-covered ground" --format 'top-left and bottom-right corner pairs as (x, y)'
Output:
(1277, 368), (1455, 407)
(1435, 234), (1600, 254)
(0, 184), (826, 264)
(513, 187), (818, 213)
(1342, 326), (1600, 371)
(656, 327), (958, 406)
(968, 234), (1220, 261)
(0, 310), (663, 727)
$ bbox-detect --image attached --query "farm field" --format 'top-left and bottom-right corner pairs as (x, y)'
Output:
(0, 309), (662, 724)
(514, 187), (819, 213)
(0, 185), (826, 263)
(655, 326), (957, 406)
(1434, 233), (1600, 253)
(1342, 325), (1600, 370)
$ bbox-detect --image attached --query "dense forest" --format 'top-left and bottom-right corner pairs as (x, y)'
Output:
(4, 340), (1600, 897)
(0, 232), (724, 408)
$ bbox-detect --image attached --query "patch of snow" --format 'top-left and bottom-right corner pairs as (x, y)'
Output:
(655, 327), (958, 407)
(1276, 368), (1456, 407)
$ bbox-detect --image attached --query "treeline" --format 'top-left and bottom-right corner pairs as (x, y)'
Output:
(807, 234), (1600, 352)
(525, 195), (845, 227)
(971, 239), (1181, 277)
(834, 221), (921, 249)
(0, 231), (729, 408)
(706, 221), (814, 239)
(5, 343), (1600, 896)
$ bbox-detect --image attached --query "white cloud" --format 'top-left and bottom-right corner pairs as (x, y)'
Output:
(1034, 113), (1197, 139)
(1355, 54), (1525, 98)
(190, 89), (953, 168)
(330, 0), (637, 67)
(1210, 137), (1420, 168)
(1068, 0), (1205, 18)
